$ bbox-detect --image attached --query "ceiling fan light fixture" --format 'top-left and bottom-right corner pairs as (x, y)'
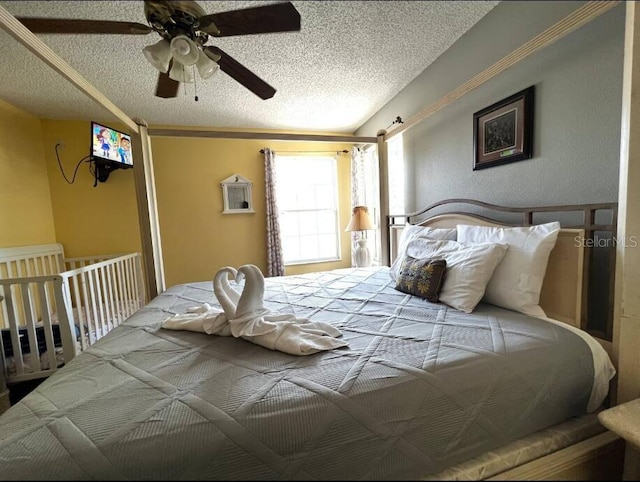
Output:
(142, 39), (171, 73)
(170, 35), (199, 66)
(196, 50), (219, 79)
(168, 60), (194, 83)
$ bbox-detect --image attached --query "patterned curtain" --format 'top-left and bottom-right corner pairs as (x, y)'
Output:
(350, 147), (365, 265)
(263, 148), (285, 277)
(351, 146), (365, 207)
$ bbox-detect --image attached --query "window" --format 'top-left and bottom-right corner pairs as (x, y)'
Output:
(275, 156), (340, 265)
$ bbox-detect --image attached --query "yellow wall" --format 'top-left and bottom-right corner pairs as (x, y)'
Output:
(0, 99), (56, 247)
(151, 134), (353, 287)
(40, 119), (142, 257)
(8, 115), (355, 288)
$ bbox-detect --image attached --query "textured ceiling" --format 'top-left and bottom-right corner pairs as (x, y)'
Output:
(0, 1), (499, 133)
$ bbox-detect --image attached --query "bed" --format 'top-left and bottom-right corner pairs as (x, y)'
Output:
(0, 201), (619, 480)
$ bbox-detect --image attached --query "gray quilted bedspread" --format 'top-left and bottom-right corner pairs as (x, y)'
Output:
(0, 267), (594, 480)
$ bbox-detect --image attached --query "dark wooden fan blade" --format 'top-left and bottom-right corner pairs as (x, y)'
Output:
(198, 2), (300, 37)
(155, 71), (180, 98)
(16, 18), (153, 35)
(205, 46), (276, 100)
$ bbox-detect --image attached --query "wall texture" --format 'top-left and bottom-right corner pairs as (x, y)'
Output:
(357, 1), (624, 211)
(0, 99), (56, 247)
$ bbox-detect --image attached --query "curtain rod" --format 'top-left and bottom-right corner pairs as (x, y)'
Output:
(259, 149), (349, 154)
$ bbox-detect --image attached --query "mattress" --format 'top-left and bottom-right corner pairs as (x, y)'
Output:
(0, 267), (613, 480)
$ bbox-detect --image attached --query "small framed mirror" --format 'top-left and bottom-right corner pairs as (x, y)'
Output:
(221, 174), (254, 214)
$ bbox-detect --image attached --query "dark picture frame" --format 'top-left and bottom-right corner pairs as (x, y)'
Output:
(473, 85), (534, 170)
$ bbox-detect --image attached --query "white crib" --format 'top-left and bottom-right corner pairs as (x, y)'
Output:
(0, 244), (144, 384)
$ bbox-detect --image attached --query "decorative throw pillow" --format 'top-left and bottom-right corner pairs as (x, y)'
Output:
(389, 225), (457, 281)
(404, 238), (509, 313)
(457, 222), (561, 317)
(394, 256), (447, 302)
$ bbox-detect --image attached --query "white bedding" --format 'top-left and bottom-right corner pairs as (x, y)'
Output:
(538, 315), (615, 412)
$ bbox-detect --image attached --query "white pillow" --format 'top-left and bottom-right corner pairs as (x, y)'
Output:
(457, 222), (561, 317)
(404, 238), (509, 313)
(389, 225), (457, 281)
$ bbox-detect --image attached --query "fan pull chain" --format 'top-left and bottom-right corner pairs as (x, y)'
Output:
(193, 65), (199, 102)
(181, 64), (187, 98)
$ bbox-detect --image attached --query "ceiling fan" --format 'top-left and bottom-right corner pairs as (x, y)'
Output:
(15, 1), (301, 100)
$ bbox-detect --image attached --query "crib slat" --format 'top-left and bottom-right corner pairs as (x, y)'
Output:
(37, 282), (57, 372)
(4, 263), (17, 331)
(92, 267), (105, 338)
(55, 252), (63, 274)
(105, 264), (118, 327)
(21, 282), (42, 373)
(86, 270), (100, 344)
(124, 258), (133, 318)
(84, 270), (97, 345)
(33, 257), (42, 276)
(126, 258), (135, 316)
(124, 260), (132, 319)
(52, 276), (77, 364)
(70, 274), (87, 350)
(106, 265), (117, 328)
(79, 271), (95, 345)
(0, 285), (9, 374)
(0, 285), (10, 330)
(115, 261), (127, 322)
(98, 265), (110, 336)
(97, 266), (106, 333)
(3, 285), (25, 376)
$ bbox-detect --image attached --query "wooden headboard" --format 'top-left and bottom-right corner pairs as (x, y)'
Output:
(387, 200), (618, 340)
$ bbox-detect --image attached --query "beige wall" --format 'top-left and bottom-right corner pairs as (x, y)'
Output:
(151, 134), (353, 287)
(40, 119), (142, 257)
(0, 99), (56, 248)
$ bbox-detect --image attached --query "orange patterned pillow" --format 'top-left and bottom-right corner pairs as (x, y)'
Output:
(394, 255), (447, 302)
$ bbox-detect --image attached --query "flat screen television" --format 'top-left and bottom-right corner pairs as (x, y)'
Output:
(91, 121), (133, 169)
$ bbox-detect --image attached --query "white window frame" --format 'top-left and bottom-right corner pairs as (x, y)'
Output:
(275, 155), (341, 266)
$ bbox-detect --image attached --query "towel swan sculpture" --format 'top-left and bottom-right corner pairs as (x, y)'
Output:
(163, 264), (348, 355)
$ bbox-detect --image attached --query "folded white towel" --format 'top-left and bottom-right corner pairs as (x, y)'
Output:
(161, 303), (231, 336)
(161, 264), (348, 355)
(161, 267), (243, 337)
(229, 265), (348, 355)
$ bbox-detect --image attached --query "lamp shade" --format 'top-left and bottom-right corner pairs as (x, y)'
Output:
(195, 50), (219, 79)
(169, 60), (194, 83)
(345, 206), (375, 232)
(142, 39), (171, 73)
(170, 35), (199, 66)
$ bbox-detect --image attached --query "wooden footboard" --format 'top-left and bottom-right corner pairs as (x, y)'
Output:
(487, 431), (623, 480)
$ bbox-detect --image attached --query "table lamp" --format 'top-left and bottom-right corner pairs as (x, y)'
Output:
(345, 205), (376, 267)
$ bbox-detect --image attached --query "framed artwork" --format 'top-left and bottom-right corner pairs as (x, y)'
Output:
(473, 85), (534, 170)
